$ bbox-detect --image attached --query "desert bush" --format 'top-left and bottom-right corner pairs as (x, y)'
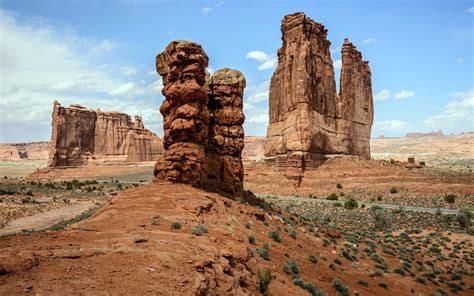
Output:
(377, 195), (383, 201)
(326, 193), (339, 200)
(150, 216), (160, 225)
(444, 194), (456, 204)
(258, 243), (270, 261)
(357, 279), (368, 287)
(344, 198), (358, 210)
(170, 221), (182, 230)
(283, 259), (299, 275)
(309, 255), (318, 264)
(456, 209), (472, 228)
(268, 229), (282, 242)
(258, 267), (272, 295)
(378, 282), (388, 289)
(371, 207), (392, 231)
(389, 187), (398, 194)
(336, 183), (343, 189)
(290, 229), (297, 239)
(332, 278), (349, 296)
(191, 224), (208, 236)
(248, 234), (256, 244)
(333, 202), (342, 207)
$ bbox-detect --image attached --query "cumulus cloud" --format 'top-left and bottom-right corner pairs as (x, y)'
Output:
(362, 38), (375, 44)
(424, 89), (474, 128)
(333, 59), (342, 70)
(456, 58), (464, 64)
(0, 9), (163, 142)
(246, 80), (270, 103)
(201, 7), (214, 15)
(394, 90), (415, 99)
(246, 50), (277, 71)
(374, 120), (407, 131)
(469, 7), (474, 13)
(120, 66), (138, 76)
(247, 113), (268, 124)
(374, 89), (391, 101)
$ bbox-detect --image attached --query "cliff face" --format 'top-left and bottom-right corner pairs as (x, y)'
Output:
(48, 101), (163, 167)
(153, 40), (246, 197)
(265, 12), (374, 172)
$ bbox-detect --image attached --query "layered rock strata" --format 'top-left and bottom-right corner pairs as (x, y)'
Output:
(265, 12), (374, 173)
(207, 68), (246, 196)
(153, 41), (246, 197)
(48, 101), (163, 167)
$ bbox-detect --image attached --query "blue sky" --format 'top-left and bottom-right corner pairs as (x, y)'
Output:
(0, 0), (472, 142)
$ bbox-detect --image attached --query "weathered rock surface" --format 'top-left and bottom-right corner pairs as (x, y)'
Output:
(153, 41), (246, 197)
(48, 101), (163, 167)
(265, 12), (374, 173)
(207, 68), (246, 196)
(153, 40), (210, 187)
(0, 142), (49, 161)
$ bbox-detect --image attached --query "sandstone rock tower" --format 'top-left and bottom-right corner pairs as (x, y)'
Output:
(154, 41), (246, 197)
(265, 12), (374, 173)
(48, 101), (163, 167)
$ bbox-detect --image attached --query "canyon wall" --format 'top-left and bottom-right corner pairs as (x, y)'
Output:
(48, 101), (163, 167)
(153, 40), (246, 197)
(265, 12), (374, 172)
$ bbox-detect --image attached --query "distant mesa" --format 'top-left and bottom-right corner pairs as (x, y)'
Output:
(406, 130), (444, 138)
(0, 142), (49, 161)
(48, 101), (164, 167)
(153, 40), (246, 197)
(265, 12), (374, 177)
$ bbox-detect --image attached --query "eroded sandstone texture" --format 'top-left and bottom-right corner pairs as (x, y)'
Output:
(265, 12), (374, 173)
(48, 101), (163, 167)
(153, 41), (246, 197)
(207, 68), (246, 196)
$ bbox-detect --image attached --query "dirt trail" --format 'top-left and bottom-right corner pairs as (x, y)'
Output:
(1, 201), (95, 236)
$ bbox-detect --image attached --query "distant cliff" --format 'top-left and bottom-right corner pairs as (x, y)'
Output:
(48, 101), (163, 167)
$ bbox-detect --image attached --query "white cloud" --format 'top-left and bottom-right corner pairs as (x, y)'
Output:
(333, 59), (342, 70)
(120, 66), (138, 76)
(246, 80), (270, 103)
(202, 7), (214, 15)
(394, 90), (415, 99)
(468, 7), (474, 13)
(362, 38), (375, 44)
(374, 89), (391, 101)
(456, 58), (464, 64)
(147, 79), (163, 94)
(247, 113), (268, 124)
(246, 50), (277, 71)
(424, 90), (474, 128)
(0, 9), (164, 142)
(330, 46), (340, 54)
(374, 120), (407, 131)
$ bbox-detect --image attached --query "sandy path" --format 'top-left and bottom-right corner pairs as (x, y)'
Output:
(0, 201), (95, 236)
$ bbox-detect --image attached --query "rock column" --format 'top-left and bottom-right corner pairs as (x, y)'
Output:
(207, 68), (246, 196)
(153, 40), (210, 186)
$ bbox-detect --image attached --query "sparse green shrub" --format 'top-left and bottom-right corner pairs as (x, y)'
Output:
(25, 190), (34, 196)
(344, 198), (358, 210)
(258, 267), (272, 295)
(377, 195), (383, 201)
(150, 216), (160, 225)
(248, 234), (256, 244)
(332, 278), (349, 296)
(456, 209), (472, 228)
(444, 194), (456, 204)
(290, 229), (297, 239)
(170, 221), (182, 230)
(371, 207), (392, 231)
(333, 202), (342, 207)
(269, 229), (282, 242)
(283, 259), (299, 275)
(309, 255), (318, 264)
(389, 187), (398, 194)
(378, 282), (388, 289)
(357, 279), (368, 287)
(326, 193), (339, 201)
(191, 224), (208, 236)
(336, 183), (343, 189)
(258, 243), (270, 260)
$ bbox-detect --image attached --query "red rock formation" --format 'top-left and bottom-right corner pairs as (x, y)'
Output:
(153, 40), (210, 186)
(153, 41), (246, 197)
(265, 12), (374, 173)
(48, 101), (163, 167)
(207, 68), (246, 196)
